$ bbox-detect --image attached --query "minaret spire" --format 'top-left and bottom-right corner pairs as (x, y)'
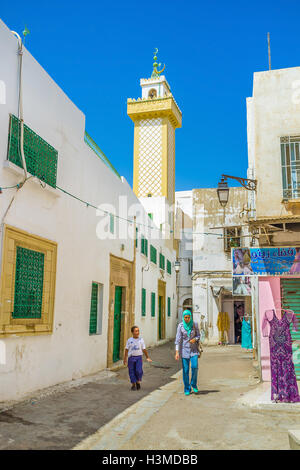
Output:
(151, 48), (165, 78)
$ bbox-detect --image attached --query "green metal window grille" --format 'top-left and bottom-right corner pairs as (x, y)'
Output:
(167, 260), (172, 275)
(136, 227), (138, 248)
(151, 292), (155, 317)
(110, 214), (114, 234)
(7, 114), (58, 188)
(141, 288), (146, 317)
(141, 237), (148, 256)
(89, 282), (98, 334)
(168, 297), (171, 317)
(13, 246), (45, 319)
(159, 253), (165, 270)
(150, 245), (157, 264)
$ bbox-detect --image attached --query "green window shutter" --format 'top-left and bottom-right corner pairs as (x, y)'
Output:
(13, 246), (44, 319)
(8, 114), (58, 188)
(89, 282), (98, 334)
(136, 227), (138, 248)
(168, 297), (171, 317)
(151, 292), (156, 317)
(110, 214), (114, 234)
(150, 245), (157, 264)
(141, 237), (148, 256)
(141, 288), (146, 316)
(148, 213), (153, 220)
(159, 253), (165, 270)
(167, 260), (172, 275)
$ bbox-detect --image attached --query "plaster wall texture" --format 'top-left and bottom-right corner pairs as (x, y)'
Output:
(192, 188), (248, 342)
(247, 67), (300, 218)
(0, 19), (176, 401)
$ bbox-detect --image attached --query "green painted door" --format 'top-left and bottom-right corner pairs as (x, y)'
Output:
(159, 296), (162, 340)
(281, 278), (300, 379)
(113, 286), (122, 362)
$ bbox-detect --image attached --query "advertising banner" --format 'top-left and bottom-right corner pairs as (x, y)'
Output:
(232, 247), (300, 276)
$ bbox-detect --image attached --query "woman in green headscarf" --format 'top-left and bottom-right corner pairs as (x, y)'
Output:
(175, 310), (201, 395)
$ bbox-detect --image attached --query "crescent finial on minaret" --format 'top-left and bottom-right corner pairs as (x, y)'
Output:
(151, 48), (165, 78)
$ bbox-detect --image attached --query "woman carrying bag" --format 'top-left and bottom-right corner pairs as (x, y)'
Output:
(175, 310), (201, 395)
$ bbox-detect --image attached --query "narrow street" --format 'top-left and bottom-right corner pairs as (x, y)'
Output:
(0, 341), (180, 450)
(76, 344), (300, 451)
(1, 341), (300, 450)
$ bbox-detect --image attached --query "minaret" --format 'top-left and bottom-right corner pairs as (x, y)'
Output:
(127, 49), (182, 239)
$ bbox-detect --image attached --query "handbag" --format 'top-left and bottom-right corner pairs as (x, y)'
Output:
(192, 324), (203, 358)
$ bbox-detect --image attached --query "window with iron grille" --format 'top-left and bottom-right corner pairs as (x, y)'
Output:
(13, 246), (44, 319)
(7, 114), (58, 188)
(89, 282), (103, 335)
(159, 253), (165, 270)
(168, 297), (171, 317)
(167, 260), (171, 275)
(150, 245), (157, 264)
(141, 237), (148, 256)
(280, 136), (300, 199)
(224, 227), (241, 252)
(141, 288), (146, 316)
(188, 258), (193, 275)
(151, 292), (155, 317)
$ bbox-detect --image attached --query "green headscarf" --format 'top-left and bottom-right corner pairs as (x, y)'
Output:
(182, 309), (193, 337)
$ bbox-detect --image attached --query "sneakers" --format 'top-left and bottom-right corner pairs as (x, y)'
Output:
(192, 387), (199, 394)
(131, 383), (136, 391)
(184, 391), (190, 396)
(136, 382), (141, 390)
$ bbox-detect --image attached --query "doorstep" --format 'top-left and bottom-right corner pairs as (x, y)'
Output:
(288, 430), (300, 450)
(237, 381), (300, 412)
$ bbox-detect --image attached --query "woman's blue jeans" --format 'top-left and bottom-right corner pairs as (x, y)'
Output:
(182, 355), (198, 393)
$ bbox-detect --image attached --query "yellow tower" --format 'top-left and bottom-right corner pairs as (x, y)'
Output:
(127, 50), (182, 236)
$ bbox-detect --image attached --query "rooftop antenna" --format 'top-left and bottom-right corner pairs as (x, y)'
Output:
(267, 32), (271, 70)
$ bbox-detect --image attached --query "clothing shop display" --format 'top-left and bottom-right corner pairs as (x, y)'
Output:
(217, 312), (230, 344)
(262, 309), (300, 403)
(241, 317), (252, 350)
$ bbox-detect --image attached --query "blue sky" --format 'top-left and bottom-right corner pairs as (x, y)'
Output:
(1, 0), (300, 190)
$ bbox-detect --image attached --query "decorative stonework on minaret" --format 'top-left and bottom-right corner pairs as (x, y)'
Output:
(127, 49), (182, 207)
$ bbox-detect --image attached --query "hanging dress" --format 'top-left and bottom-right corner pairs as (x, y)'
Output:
(262, 309), (300, 403)
(241, 317), (252, 349)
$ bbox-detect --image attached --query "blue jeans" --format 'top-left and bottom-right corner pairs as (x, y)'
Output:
(182, 356), (198, 393)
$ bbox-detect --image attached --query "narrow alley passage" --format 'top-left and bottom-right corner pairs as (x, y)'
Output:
(77, 345), (300, 451)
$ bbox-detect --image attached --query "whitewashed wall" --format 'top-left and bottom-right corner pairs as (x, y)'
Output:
(0, 19), (176, 401)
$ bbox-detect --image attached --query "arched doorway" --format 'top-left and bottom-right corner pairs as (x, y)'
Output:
(182, 298), (193, 313)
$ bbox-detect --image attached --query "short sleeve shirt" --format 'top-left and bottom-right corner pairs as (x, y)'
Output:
(125, 337), (146, 357)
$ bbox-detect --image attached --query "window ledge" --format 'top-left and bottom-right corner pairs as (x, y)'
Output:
(3, 160), (60, 199)
(282, 198), (300, 207)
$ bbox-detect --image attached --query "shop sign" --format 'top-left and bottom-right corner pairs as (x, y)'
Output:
(232, 247), (300, 276)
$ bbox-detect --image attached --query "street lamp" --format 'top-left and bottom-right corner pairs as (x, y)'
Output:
(217, 176), (229, 207)
(174, 260), (181, 273)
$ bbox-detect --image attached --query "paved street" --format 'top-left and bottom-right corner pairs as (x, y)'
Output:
(76, 345), (300, 451)
(1, 341), (300, 450)
(0, 341), (180, 450)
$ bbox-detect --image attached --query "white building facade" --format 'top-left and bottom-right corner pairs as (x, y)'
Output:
(0, 19), (177, 402)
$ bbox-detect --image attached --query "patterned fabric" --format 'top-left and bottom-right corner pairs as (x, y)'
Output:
(262, 309), (300, 402)
(241, 318), (252, 349)
(175, 322), (200, 359)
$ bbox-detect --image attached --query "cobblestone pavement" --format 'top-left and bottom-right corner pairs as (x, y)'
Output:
(0, 340), (180, 450)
